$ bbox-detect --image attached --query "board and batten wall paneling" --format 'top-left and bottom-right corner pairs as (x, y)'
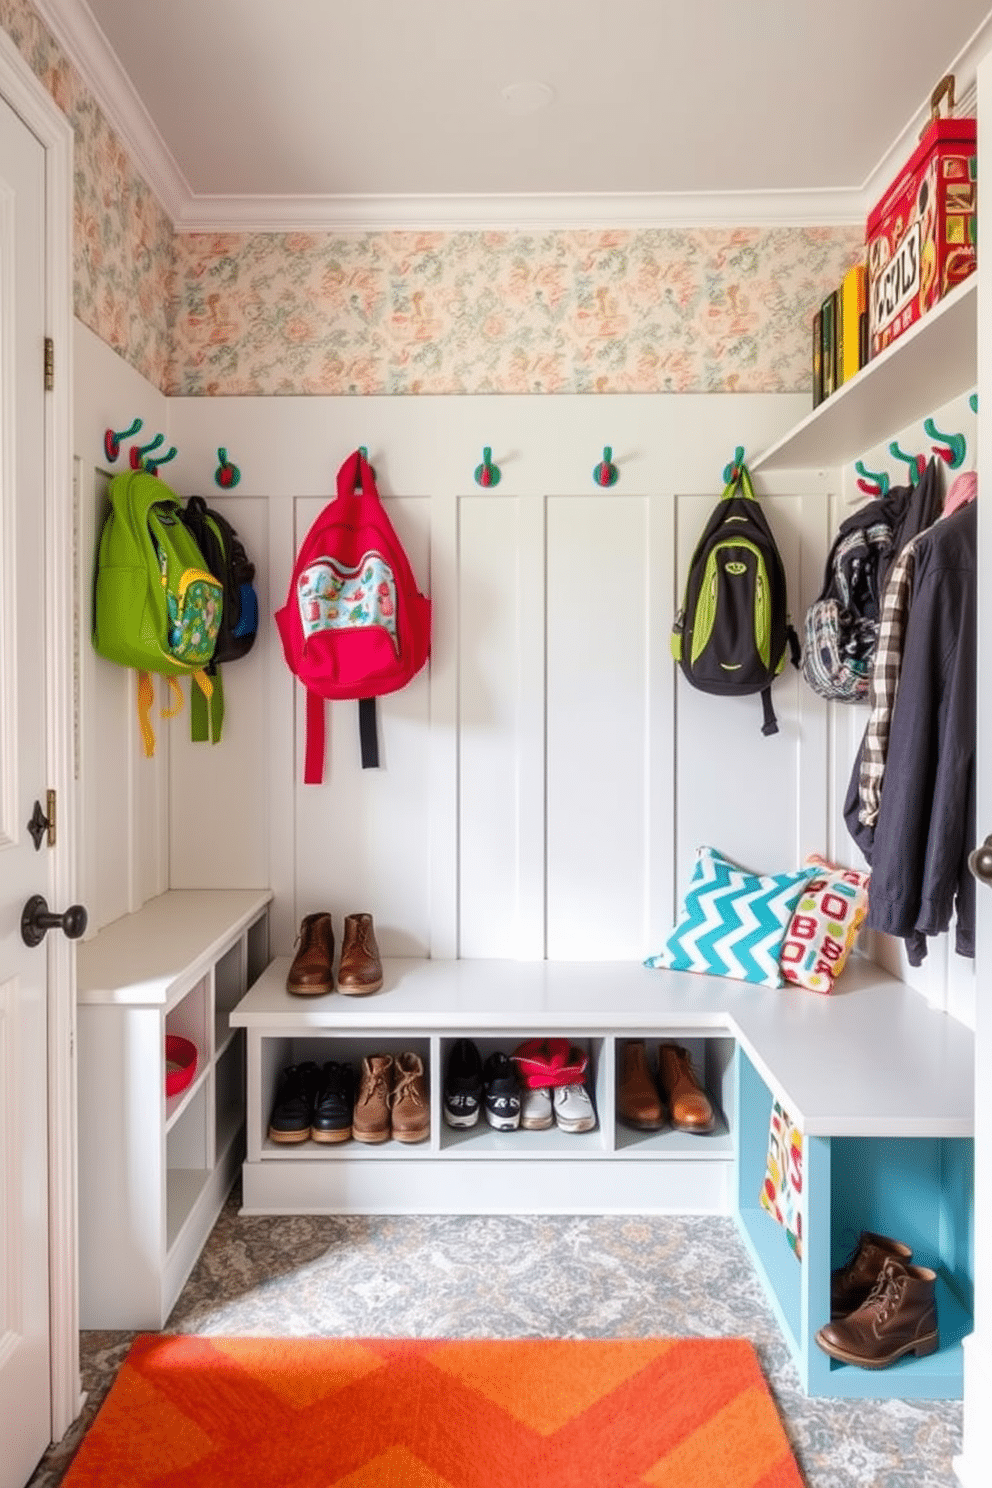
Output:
(458, 493), (546, 959)
(290, 494), (433, 957)
(75, 321), (170, 937)
(672, 490), (828, 901)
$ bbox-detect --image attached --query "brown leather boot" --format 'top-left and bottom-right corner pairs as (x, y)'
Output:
(815, 1257), (939, 1369)
(353, 1055), (393, 1143)
(390, 1052), (430, 1143)
(286, 912), (334, 995)
(830, 1231), (913, 1318)
(337, 913), (383, 995)
(617, 1041), (665, 1130)
(656, 1042), (715, 1134)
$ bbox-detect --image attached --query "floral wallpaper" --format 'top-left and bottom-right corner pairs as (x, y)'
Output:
(0, 0), (173, 388)
(2, 0), (863, 398)
(169, 226), (864, 398)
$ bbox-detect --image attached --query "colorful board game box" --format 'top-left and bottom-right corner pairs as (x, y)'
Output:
(866, 85), (976, 359)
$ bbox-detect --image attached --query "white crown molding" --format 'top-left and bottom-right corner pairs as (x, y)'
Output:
(171, 188), (866, 234)
(32, 0), (191, 220)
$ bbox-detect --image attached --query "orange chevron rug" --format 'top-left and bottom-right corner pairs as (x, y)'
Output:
(62, 1335), (804, 1487)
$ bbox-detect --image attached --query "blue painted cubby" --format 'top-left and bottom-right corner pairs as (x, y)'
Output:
(734, 1046), (973, 1399)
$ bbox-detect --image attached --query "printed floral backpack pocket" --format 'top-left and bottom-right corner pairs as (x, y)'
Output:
(275, 449), (431, 782)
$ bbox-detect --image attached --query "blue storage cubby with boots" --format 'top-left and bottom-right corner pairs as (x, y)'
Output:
(735, 1045), (974, 1399)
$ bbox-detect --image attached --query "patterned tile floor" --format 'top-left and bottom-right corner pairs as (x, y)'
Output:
(30, 1185), (962, 1487)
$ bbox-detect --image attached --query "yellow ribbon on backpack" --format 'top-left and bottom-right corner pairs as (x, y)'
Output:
(135, 670), (213, 758)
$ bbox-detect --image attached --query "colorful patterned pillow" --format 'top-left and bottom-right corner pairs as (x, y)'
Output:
(779, 853), (870, 994)
(645, 846), (818, 989)
(760, 1098), (803, 1259)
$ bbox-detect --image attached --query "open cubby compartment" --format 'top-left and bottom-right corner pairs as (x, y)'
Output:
(246, 911), (271, 989)
(735, 1046), (804, 1357)
(166, 1079), (210, 1253)
(214, 938), (247, 1054)
(802, 1133), (975, 1400)
(165, 974), (210, 1123)
(258, 1033), (433, 1156)
(438, 1035), (606, 1156)
(214, 1030), (246, 1165)
(735, 1044), (974, 1400)
(613, 1033), (735, 1158)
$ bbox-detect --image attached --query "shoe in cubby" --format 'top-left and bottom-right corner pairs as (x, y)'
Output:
(657, 1042), (715, 1134)
(443, 1039), (483, 1128)
(482, 1052), (521, 1131)
(391, 1052), (430, 1143)
(553, 1081), (596, 1134)
(311, 1060), (357, 1144)
(353, 1054), (394, 1144)
(268, 1061), (321, 1143)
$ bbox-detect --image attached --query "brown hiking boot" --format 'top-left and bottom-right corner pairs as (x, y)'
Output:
(830, 1231), (913, 1318)
(617, 1040), (665, 1130)
(391, 1052), (430, 1143)
(815, 1257), (939, 1368)
(656, 1042), (715, 1133)
(352, 1054), (393, 1144)
(337, 913), (383, 995)
(286, 912), (334, 995)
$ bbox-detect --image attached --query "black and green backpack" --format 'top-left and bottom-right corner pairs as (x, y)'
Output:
(671, 461), (799, 735)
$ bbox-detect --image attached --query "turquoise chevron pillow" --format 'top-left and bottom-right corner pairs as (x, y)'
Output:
(646, 846), (818, 989)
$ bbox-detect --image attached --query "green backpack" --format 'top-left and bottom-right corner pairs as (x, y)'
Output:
(93, 469), (224, 756)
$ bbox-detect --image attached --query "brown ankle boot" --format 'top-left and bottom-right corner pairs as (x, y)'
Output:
(286, 912), (334, 995)
(815, 1257), (939, 1369)
(390, 1052), (430, 1143)
(830, 1231), (913, 1318)
(337, 913), (383, 995)
(656, 1043), (714, 1134)
(617, 1041), (665, 1130)
(352, 1055), (393, 1143)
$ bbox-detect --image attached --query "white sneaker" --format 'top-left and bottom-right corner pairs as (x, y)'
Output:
(553, 1082), (596, 1133)
(519, 1085), (554, 1130)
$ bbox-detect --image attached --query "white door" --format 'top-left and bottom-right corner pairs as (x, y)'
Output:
(0, 90), (54, 1488)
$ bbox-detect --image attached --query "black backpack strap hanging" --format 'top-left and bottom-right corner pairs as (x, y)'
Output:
(358, 697), (380, 769)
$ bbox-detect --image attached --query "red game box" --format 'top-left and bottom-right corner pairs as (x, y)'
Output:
(866, 76), (976, 359)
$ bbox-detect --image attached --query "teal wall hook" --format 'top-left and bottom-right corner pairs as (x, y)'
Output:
(129, 432), (165, 471)
(922, 417), (967, 469)
(104, 416), (142, 463)
(145, 445), (177, 477)
(887, 439), (924, 485)
(594, 447), (619, 487)
(970, 393), (978, 413)
(722, 445), (746, 483)
(474, 446), (501, 488)
(215, 447), (241, 489)
(855, 460), (890, 497)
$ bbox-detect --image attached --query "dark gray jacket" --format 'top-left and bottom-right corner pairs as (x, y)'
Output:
(844, 501), (976, 965)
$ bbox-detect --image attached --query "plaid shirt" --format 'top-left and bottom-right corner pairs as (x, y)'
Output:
(857, 536), (923, 825)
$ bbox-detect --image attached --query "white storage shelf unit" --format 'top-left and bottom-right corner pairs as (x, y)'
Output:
(76, 889), (272, 1329)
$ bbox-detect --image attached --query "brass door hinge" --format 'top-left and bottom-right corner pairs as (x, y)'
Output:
(44, 337), (54, 391)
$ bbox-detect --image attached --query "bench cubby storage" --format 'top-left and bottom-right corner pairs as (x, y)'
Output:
(76, 888), (272, 1329)
(230, 950), (974, 1399)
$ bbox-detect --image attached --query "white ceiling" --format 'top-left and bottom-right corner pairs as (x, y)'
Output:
(36, 0), (992, 228)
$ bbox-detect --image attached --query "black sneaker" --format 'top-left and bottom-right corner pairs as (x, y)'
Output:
(311, 1060), (356, 1143)
(268, 1061), (320, 1143)
(483, 1051), (521, 1131)
(443, 1039), (483, 1128)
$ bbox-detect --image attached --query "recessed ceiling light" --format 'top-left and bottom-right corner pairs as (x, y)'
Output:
(500, 81), (556, 117)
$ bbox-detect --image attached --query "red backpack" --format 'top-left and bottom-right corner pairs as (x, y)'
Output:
(275, 450), (431, 782)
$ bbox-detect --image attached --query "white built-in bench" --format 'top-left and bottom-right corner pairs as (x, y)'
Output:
(73, 888), (974, 1402)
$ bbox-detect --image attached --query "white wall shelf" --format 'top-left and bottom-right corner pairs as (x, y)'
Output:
(752, 276), (977, 473)
(76, 888), (272, 1329)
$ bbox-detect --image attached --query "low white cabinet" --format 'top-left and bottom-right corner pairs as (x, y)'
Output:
(76, 888), (272, 1329)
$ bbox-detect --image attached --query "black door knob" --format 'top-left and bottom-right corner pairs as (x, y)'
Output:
(968, 836), (992, 886)
(20, 894), (88, 948)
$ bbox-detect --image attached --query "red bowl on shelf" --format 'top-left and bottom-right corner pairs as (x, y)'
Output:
(165, 1034), (198, 1097)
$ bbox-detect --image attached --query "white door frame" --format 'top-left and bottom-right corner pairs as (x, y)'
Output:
(0, 29), (78, 1442)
